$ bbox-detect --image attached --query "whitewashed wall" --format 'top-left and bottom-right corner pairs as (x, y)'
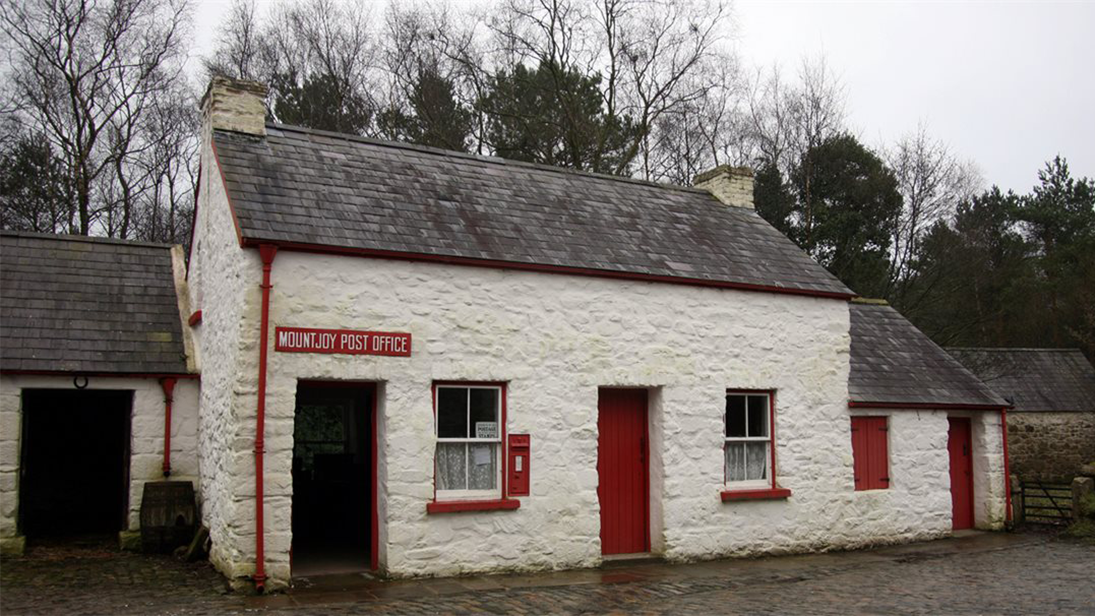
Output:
(0, 374), (200, 554)
(190, 135), (273, 585)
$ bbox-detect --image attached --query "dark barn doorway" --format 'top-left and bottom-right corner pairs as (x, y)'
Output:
(291, 382), (375, 576)
(19, 389), (132, 541)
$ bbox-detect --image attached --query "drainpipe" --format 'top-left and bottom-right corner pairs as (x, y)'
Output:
(254, 244), (278, 592)
(160, 378), (177, 477)
(1001, 407), (1012, 525)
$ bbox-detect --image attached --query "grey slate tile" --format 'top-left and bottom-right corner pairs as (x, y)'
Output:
(1, 231), (189, 374)
(849, 302), (1006, 408)
(948, 348), (1095, 412)
(212, 124), (851, 296)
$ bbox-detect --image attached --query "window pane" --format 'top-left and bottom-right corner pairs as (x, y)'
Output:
(469, 388), (499, 439)
(435, 443), (467, 490)
(746, 442), (768, 481)
(468, 443), (498, 490)
(437, 388), (468, 438)
(724, 442), (745, 482)
(747, 395), (768, 438)
(726, 395), (746, 437)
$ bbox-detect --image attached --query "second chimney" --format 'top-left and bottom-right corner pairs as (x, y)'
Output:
(201, 76), (268, 138)
(693, 165), (754, 209)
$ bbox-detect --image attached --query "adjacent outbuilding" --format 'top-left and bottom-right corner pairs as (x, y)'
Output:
(0, 232), (198, 556)
(948, 348), (1095, 482)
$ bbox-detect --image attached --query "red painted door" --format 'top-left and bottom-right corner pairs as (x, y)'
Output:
(948, 417), (974, 530)
(598, 389), (649, 555)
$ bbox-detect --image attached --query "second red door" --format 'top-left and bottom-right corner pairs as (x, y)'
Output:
(597, 389), (650, 555)
(947, 417), (974, 530)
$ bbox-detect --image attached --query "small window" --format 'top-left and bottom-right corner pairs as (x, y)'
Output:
(724, 392), (772, 486)
(435, 385), (503, 499)
(851, 416), (889, 491)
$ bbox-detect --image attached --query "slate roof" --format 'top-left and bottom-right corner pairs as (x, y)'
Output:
(210, 124), (852, 297)
(947, 348), (1095, 413)
(849, 301), (1007, 408)
(0, 231), (190, 374)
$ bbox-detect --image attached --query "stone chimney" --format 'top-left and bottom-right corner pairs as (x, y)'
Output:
(201, 76), (268, 137)
(693, 165), (754, 209)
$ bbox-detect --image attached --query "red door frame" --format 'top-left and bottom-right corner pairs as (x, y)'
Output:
(293, 380), (379, 571)
(597, 388), (650, 555)
(947, 417), (974, 530)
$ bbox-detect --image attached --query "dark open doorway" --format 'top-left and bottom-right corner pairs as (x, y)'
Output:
(291, 382), (375, 577)
(19, 389), (132, 541)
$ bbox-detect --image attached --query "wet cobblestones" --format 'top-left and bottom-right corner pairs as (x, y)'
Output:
(2, 532), (1092, 615)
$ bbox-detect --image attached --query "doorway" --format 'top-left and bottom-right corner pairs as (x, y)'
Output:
(947, 417), (974, 530)
(597, 388), (650, 556)
(291, 382), (375, 576)
(19, 389), (132, 540)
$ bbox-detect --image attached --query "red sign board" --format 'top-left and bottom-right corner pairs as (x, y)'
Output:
(275, 327), (411, 357)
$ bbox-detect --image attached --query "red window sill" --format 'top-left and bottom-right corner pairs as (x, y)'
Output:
(720, 487), (792, 502)
(426, 499), (521, 514)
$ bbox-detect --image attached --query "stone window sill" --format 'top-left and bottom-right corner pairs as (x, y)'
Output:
(426, 499), (521, 514)
(720, 488), (792, 502)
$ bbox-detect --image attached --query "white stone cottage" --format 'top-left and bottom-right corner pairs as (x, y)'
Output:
(0, 76), (1011, 592)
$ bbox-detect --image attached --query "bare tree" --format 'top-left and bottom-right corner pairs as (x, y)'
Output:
(202, 0), (262, 80)
(885, 124), (981, 305)
(2, 0), (191, 236)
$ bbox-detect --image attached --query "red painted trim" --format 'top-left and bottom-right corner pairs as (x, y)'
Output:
(160, 378), (177, 477)
(242, 239), (856, 301)
(292, 380), (380, 570)
(849, 400), (1005, 411)
(430, 382), (509, 510)
(725, 390), (784, 492)
(188, 310), (203, 326)
(769, 391), (777, 491)
(426, 499), (521, 514)
(253, 244), (277, 592)
(1001, 408), (1012, 524)
(209, 141), (245, 248)
(720, 488), (792, 501)
(371, 384), (379, 570)
(0, 370), (198, 379)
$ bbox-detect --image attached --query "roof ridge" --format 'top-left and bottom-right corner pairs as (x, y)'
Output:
(261, 122), (719, 198)
(0, 230), (175, 250)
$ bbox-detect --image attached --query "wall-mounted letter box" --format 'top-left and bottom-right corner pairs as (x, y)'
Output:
(508, 434), (530, 497)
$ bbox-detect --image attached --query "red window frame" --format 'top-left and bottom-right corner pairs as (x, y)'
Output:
(427, 381), (520, 514)
(850, 416), (889, 491)
(721, 389), (791, 501)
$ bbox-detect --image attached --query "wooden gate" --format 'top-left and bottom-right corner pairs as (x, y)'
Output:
(1020, 481), (1073, 525)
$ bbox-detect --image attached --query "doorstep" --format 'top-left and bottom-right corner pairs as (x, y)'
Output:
(601, 553), (665, 567)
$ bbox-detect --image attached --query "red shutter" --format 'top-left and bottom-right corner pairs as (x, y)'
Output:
(868, 417), (889, 490)
(851, 417), (889, 491)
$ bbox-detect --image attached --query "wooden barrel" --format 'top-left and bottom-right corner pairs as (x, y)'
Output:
(140, 481), (197, 554)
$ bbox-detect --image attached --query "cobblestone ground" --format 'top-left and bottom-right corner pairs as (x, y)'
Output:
(2, 532), (1093, 615)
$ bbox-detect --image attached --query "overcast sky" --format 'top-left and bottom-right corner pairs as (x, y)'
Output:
(190, 0), (1095, 194)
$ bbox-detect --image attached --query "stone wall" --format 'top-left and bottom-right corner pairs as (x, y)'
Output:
(1008, 412), (1095, 482)
(0, 375), (200, 555)
(189, 130), (269, 585)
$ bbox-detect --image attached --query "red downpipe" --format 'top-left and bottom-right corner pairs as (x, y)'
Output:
(1001, 407), (1012, 524)
(160, 378), (177, 477)
(254, 244), (278, 592)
